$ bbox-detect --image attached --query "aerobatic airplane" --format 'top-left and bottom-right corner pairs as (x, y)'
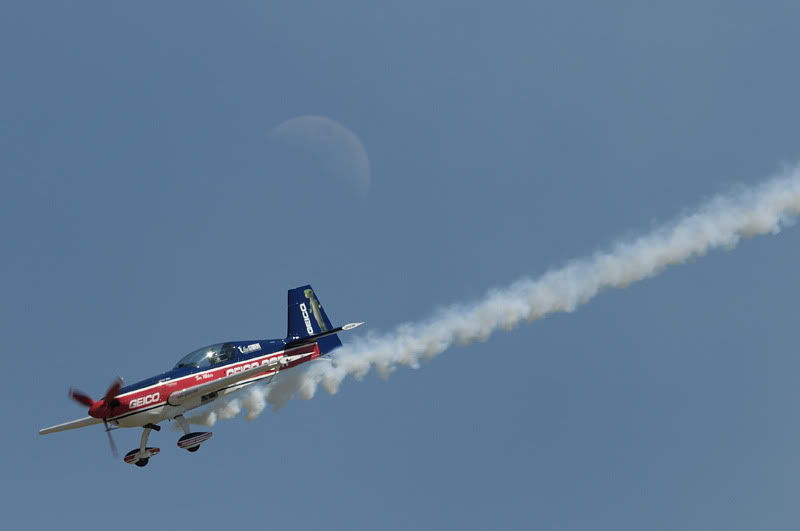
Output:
(39, 285), (362, 467)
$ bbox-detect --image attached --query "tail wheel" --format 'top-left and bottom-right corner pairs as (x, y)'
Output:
(187, 446), (199, 453)
(135, 458), (149, 467)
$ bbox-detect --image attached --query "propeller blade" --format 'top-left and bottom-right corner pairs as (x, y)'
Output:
(102, 378), (123, 403)
(103, 420), (118, 458)
(69, 388), (94, 408)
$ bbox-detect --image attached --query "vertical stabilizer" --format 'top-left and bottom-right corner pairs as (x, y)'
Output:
(286, 285), (342, 353)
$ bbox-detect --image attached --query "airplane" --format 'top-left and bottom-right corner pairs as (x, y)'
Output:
(39, 285), (362, 467)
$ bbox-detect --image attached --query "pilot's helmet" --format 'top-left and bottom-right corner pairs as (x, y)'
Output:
(220, 343), (235, 360)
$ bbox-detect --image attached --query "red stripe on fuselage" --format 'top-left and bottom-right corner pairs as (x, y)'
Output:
(109, 344), (320, 420)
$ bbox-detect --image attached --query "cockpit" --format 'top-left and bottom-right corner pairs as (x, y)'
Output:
(174, 342), (238, 369)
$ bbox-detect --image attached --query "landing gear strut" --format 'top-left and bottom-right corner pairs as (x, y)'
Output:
(123, 424), (161, 467)
(175, 415), (213, 452)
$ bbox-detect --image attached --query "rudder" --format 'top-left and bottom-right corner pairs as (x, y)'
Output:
(286, 285), (342, 353)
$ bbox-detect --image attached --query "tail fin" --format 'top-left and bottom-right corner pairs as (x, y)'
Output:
(286, 285), (342, 354)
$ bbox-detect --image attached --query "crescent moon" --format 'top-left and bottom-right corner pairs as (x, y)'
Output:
(271, 115), (371, 198)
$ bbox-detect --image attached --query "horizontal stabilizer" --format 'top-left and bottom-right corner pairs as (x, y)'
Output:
(285, 322), (364, 349)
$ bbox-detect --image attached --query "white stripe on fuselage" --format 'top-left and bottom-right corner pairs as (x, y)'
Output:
(109, 373), (275, 425)
(114, 345), (314, 398)
(108, 347), (313, 423)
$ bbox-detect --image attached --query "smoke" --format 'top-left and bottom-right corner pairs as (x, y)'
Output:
(185, 363), (313, 426)
(184, 388), (267, 426)
(189, 165), (800, 426)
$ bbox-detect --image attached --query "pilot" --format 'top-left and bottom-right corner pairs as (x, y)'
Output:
(219, 343), (236, 363)
(206, 349), (221, 365)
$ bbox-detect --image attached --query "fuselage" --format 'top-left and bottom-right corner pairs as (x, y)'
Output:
(106, 339), (321, 428)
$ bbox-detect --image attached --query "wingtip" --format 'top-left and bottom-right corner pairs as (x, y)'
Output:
(342, 322), (364, 331)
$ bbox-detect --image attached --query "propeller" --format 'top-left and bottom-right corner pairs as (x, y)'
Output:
(68, 378), (123, 457)
(69, 389), (94, 408)
(103, 419), (118, 457)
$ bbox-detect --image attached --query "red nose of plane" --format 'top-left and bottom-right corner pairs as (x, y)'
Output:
(88, 400), (107, 419)
(67, 378), (123, 457)
(76, 378), (122, 419)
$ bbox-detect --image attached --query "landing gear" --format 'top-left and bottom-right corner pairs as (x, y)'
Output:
(174, 415), (213, 452)
(123, 424), (161, 467)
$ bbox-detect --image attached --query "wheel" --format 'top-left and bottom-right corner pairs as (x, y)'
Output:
(135, 458), (149, 467)
(187, 446), (199, 453)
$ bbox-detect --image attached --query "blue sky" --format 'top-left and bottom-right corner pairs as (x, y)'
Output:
(3, 2), (800, 530)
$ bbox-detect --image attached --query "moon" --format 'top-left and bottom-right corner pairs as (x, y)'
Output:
(270, 115), (371, 198)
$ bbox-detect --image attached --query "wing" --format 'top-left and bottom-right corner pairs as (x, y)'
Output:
(39, 416), (103, 435)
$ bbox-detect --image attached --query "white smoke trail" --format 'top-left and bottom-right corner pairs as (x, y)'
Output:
(190, 165), (800, 425)
(184, 389), (268, 427)
(185, 366), (311, 426)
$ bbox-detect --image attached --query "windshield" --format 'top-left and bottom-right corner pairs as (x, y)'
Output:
(174, 342), (237, 369)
